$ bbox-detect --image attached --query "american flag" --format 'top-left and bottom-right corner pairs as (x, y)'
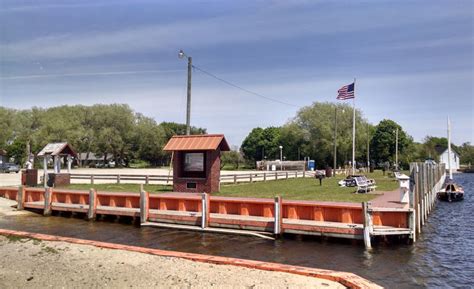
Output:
(337, 82), (355, 100)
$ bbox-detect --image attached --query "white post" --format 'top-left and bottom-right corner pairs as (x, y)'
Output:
(67, 155), (72, 173)
(53, 155), (59, 173)
(351, 81), (356, 175)
(274, 196), (281, 235)
(43, 156), (49, 188)
(447, 117), (453, 180)
(201, 193), (208, 229)
(362, 202), (372, 249)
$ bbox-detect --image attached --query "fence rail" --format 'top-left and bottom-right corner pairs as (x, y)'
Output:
(69, 171), (317, 185)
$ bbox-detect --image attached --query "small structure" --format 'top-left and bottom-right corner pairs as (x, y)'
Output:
(437, 147), (460, 171)
(78, 152), (113, 167)
(37, 142), (77, 187)
(163, 134), (230, 193)
(0, 150), (7, 164)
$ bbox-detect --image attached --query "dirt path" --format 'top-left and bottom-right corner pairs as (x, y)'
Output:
(0, 235), (345, 289)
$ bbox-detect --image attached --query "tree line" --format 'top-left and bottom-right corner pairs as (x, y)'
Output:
(2, 103), (472, 169)
(240, 102), (474, 169)
(0, 104), (205, 167)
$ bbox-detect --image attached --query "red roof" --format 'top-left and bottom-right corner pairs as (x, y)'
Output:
(163, 134), (230, 151)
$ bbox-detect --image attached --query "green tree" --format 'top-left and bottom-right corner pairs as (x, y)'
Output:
(241, 127), (281, 166)
(417, 136), (448, 162)
(370, 119), (413, 168)
(288, 102), (371, 168)
(132, 114), (166, 166)
(221, 150), (244, 169)
(457, 142), (474, 165)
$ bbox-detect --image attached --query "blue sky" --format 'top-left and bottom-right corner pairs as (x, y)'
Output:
(0, 0), (473, 146)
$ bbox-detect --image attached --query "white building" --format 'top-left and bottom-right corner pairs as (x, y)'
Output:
(438, 148), (460, 171)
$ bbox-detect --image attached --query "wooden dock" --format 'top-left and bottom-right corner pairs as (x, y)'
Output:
(0, 163), (445, 248)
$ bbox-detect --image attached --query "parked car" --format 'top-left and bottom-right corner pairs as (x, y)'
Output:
(0, 163), (20, 173)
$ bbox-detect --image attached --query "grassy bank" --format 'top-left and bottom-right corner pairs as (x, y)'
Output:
(63, 170), (399, 202)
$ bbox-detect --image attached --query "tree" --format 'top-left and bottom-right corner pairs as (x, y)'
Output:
(457, 142), (474, 165)
(132, 114), (166, 166)
(241, 127), (281, 166)
(287, 102), (371, 168)
(370, 119), (413, 168)
(221, 150), (244, 169)
(0, 104), (208, 167)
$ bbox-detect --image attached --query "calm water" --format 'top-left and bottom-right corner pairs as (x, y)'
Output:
(1, 174), (473, 288)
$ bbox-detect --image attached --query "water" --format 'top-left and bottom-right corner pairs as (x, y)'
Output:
(1, 174), (473, 288)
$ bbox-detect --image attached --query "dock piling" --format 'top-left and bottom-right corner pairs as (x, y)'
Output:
(43, 187), (52, 216)
(274, 196), (282, 235)
(16, 185), (24, 210)
(139, 184), (149, 224)
(201, 193), (209, 229)
(362, 202), (372, 249)
(87, 188), (97, 220)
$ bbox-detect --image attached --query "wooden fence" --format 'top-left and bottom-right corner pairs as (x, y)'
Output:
(69, 171), (317, 185)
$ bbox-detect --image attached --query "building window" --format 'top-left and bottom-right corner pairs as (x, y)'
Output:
(181, 152), (206, 178)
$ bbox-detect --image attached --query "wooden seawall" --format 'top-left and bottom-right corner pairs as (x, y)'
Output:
(0, 163), (444, 246)
(1, 186), (411, 243)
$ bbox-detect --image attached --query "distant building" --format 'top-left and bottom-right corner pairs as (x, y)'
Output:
(436, 146), (460, 171)
(0, 150), (7, 164)
(78, 152), (113, 167)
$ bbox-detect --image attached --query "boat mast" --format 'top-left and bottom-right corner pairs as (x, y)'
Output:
(447, 117), (453, 180)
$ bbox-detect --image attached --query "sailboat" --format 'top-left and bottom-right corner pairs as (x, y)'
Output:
(437, 117), (464, 202)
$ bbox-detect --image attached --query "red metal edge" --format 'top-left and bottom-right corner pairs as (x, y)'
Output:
(0, 229), (381, 289)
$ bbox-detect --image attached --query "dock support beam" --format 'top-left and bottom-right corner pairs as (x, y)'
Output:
(16, 186), (24, 210)
(274, 196), (282, 235)
(362, 202), (372, 249)
(201, 193), (209, 229)
(88, 188), (97, 220)
(44, 187), (52, 216)
(139, 185), (149, 224)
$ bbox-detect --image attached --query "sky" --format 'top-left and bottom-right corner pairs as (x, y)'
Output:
(0, 0), (473, 147)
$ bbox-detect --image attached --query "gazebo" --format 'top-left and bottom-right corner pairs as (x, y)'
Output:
(37, 142), (77, 187)
(163, 134), (230, 193)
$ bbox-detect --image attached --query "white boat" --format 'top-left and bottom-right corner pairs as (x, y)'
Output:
(437, 117), (464, 202)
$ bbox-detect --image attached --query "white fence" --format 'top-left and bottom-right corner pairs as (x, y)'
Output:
(70, 170), (317, 185)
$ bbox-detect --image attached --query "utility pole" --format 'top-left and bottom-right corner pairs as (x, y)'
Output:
(186, 56), (192, 135)
(179, 49), (192, 135)
(395, 127), (399, 170)
(333, 106), (337, 176)
(367, 123), (370, 172)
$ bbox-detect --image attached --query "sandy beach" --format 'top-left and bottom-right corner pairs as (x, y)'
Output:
(0, 234), (345, 289)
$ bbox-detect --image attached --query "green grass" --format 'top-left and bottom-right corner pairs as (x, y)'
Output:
(216, 170), (399, 202)
(62, 170), (400, 202)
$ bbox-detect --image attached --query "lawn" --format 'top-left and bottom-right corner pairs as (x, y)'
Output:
(63, 170), (400, 203)
(216, 170), (399, 202)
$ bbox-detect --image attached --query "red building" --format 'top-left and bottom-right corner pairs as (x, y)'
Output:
(163, 134), (230, 193)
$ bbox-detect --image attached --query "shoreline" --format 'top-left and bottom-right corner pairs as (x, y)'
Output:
(0, 229), (381, 289)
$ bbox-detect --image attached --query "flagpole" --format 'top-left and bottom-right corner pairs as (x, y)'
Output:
(352, 78), (356, 175)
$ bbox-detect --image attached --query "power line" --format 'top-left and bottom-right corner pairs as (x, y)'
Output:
(192, 65), (300, 108)
(0, 69), (184, 80)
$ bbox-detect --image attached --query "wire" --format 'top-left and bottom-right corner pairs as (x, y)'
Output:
(192, 65), (300, 108)
(1, 69), (184, 80)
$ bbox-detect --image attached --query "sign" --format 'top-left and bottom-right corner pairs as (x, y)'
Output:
(184, 153), (204, 172)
